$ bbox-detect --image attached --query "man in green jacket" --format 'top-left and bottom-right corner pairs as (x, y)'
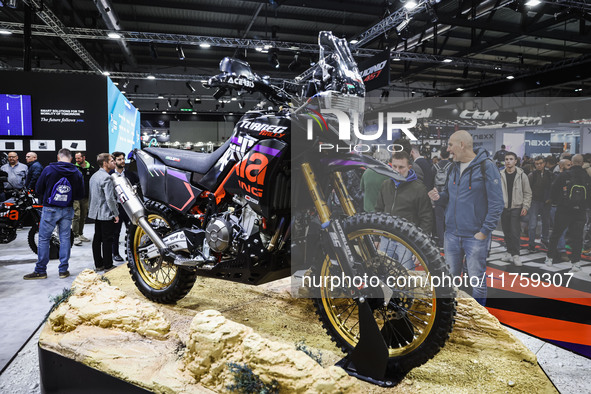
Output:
(375, 151), (433, 232)
(375, 151), (433, 269)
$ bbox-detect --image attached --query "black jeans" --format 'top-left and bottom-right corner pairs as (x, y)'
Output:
(548, 207), (586, 263)
(111, 212), (129, 256)
(92, 219), (116, 269)
(501, 208), (522, 256)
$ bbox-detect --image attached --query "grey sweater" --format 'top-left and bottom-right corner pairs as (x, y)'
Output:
(88, 168), (118, 220)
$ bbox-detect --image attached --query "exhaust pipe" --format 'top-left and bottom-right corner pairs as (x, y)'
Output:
(111, 173), (174, 260)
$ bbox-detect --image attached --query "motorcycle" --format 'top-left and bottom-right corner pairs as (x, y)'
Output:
(113, 31), (455, 379)
(0, 184), (66, 259)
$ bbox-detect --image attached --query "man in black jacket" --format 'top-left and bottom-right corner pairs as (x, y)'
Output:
(25, 152), (43, 192)
(23, 149), (84, 279)
(527, 156), (553, 252)
(545, 154), (591, 274)
(73, 151), (96, 245)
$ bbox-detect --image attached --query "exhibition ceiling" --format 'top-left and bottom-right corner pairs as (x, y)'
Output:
(1, 0), (591, 114)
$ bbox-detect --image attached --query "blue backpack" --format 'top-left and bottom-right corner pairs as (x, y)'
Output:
(47, 177), (73, 207)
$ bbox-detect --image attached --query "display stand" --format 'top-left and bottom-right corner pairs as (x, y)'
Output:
(38, 345), (150, 394)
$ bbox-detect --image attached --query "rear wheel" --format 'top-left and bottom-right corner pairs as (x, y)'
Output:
(126, 201), (197, 304)
(313, 213), (456, 375)
(28, 224), (74, 259)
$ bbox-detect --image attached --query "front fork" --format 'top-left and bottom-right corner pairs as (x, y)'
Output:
(300, 163), (374, 293)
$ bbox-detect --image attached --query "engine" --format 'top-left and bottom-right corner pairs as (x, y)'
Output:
(204, 197), (264, 256)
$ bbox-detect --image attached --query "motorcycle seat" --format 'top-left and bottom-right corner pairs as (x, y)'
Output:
(144, 138), (231, 175)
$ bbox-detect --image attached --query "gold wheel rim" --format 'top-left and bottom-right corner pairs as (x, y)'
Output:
(133, 213), (178, 290)
(320, 229), (437, 357)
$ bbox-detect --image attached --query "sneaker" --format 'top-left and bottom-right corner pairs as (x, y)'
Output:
(512, 255), (522, 267)
(113, 255), (124, 262)
(79, 235), (91, 242)
(544, 257), (553, 267)
(95, 266), (104, 272)
(104, 266), (116, 273)
(59, 271), (70, 279)
(559, 252), (571, 263)
(501, 253), (512, 262)
(570, 262), (582, 272)
(74, 236), (82, 246)
(23, 272), (47, 280)
(528, 246), (537, 253)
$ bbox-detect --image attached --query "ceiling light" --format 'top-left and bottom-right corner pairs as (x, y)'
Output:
(162, 111), (167, 114)
(263, 44), (272, 50)
(506, 75), (515, 80)
(350, 39), (359, 44)
(575, 88), (583, 92)
(147, 75), (156, 80)
(176, 44), (185, 60)
(107, 32), (122, 39)
(192, 112), (197, 115)
(158, 94), (164, 99)
(442, 58), (453, 63)
(0, 30), (13, 35)
(231, 97), (237, 101)
(255, 47), (263, 52)
(404, 0), (418, 10)
(113, 82), (119, 86)
(102, 71), (110, 76)
(167, 98), (172, 108)
(121, 91), (126, 94)
(396, 18), (411, 33)
(199, 43), (211, 48)
(456, 87), (464, 91)
(525, 0), (541, 6)
(123, 79), (129, 88)
(129, 100), (134, 103)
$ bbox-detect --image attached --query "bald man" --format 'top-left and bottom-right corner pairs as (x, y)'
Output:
(25, 152), (44, 191)
(1, 151), (28, 199)
(545, 154), (591, 274)
(428, 130), (504, 306)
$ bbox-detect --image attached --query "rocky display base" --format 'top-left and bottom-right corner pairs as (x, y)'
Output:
(39, 269), (557, 393)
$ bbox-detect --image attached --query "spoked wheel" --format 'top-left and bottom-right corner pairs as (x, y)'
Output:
(313, 213), (456, 375)
(28, 225), (74, 259)
(126, 201), (197, 304)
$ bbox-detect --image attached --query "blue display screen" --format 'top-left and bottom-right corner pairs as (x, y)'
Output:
(0, 94), (33, 136)
(107, 78), (140, 155)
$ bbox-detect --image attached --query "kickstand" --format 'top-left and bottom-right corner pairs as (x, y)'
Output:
(335, 300), (396, 387)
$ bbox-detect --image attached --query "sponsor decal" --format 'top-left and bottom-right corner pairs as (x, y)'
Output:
(226, 76), (255, 88)
(236, 152), (269, 198)
(459, 110), (499, 120)
(244, 195), (259, 204)
(56, 185), (71, 193)
(0, 210), (18, 220)
(165, 156), (181, 162)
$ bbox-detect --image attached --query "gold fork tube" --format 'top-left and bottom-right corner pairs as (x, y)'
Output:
(331, 171), (357, 217)
(301, 162), (331, 224)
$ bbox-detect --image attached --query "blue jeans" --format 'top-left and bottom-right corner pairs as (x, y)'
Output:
(444, 232), (490, 306)
(35, 206), (75, 274)
(528, 200), (551, 246)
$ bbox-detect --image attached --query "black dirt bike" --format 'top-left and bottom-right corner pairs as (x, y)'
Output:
(114, 31), (455, 381)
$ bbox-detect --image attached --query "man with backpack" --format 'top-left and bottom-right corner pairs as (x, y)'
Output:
(428, 130), (504, 306)
(23, 149), (84, 280)
(432, 149), (453, 247)
(545, 154), (591, 274)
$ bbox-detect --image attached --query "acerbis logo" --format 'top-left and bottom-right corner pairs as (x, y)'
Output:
(305, 109), (418, 141)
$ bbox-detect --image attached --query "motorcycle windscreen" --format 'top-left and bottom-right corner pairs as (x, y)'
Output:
(224, 139), (289, 218)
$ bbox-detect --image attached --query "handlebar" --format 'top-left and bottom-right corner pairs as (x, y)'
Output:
(204, 71), (292, 105)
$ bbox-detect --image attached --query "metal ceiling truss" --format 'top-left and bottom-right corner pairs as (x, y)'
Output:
(20, 0), (103, 72)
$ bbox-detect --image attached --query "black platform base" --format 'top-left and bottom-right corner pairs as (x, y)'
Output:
(39, 345), (151, 394)
(335, 358), (400, 388)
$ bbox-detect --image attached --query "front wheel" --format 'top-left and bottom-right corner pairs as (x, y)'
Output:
(313, 213), (456, 375)
(126, 201), (197, 304)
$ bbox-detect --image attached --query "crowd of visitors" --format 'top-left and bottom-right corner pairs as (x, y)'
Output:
(365, 132), (591, 305)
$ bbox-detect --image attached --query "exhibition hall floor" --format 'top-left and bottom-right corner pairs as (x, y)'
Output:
(0, 226), (590, 393)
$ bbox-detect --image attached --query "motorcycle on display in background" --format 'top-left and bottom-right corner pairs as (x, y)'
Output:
(113, 31), (456, 379)
(0, 179), (70, 259)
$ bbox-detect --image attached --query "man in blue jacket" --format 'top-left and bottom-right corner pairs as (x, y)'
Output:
(24, 149), (85, 279)
(428, 130), (504, 306)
